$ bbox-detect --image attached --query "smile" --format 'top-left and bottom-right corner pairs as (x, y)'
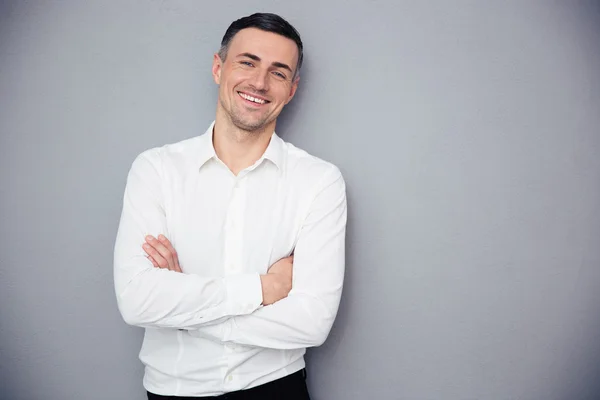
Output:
(238, 91), (270, 105)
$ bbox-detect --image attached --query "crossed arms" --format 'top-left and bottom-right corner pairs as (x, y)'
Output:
(113, 152), (347, 350)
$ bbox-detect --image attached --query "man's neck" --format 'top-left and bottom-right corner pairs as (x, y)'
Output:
(213, 110), (275, 176)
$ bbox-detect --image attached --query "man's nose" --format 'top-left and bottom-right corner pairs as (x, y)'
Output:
(249, 68), (269, 92)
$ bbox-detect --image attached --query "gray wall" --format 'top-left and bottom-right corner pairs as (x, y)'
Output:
(1, 1), (599, 399)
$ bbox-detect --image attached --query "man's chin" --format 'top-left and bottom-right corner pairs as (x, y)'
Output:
(231, 117), (271, 133)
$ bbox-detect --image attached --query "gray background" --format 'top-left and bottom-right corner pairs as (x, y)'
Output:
(1, 1), (599, 399)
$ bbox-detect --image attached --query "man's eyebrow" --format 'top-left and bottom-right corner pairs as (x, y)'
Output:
(236, 53), (293, 74)
(271, 61), (292, 73)
(237, 52), (261, 61)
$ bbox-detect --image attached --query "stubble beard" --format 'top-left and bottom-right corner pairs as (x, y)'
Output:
(221, 96), (274, 134)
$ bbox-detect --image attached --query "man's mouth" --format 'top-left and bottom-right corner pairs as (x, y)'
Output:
(238, 91), (270, 105)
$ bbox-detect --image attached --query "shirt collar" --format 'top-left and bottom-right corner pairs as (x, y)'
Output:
(261, 132), (284, 170)
(196, 122), (218, 170)
(197, 121), (284, 171)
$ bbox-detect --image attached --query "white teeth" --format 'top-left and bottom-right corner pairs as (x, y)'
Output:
(239, 92), (266, 104)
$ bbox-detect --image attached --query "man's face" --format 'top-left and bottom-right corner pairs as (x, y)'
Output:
(212, 28), (300, 133)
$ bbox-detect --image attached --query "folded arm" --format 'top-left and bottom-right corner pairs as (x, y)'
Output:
(190, 167), (347, 349)
(113, 151), (264, 329)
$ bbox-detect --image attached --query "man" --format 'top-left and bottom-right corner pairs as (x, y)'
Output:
(114, 12), (347, 399)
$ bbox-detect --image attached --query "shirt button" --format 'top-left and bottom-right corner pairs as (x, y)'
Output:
(228, 375), (233, 382)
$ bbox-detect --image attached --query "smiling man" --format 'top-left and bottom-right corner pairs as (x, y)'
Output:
(114, 13), (347, 400)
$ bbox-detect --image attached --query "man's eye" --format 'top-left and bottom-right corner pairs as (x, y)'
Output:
(273, 72), (286, 79)
(240, 61), (254, 67)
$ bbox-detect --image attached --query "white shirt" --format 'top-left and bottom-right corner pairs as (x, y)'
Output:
(113, 122), (347, 397)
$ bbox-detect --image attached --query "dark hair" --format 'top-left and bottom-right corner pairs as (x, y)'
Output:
(219, 13), (303, 79)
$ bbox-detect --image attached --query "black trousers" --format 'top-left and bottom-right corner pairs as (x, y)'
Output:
(147, 369), (311, 400)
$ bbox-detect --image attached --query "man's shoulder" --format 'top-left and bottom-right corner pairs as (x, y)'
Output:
(280, 139), (344, 186)
(132, 135), (206, 170)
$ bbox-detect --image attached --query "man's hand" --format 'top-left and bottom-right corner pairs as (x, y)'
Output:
(143, 235), (293, 304)
(260, 256), (293, 306)
(142, 235), (182, 272)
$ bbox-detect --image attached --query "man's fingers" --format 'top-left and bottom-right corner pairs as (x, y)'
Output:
(145, 250), (181, 273)
(146, 255), (159, 268)
(145, 235), (176, 270)
(145, 235), (172, 260)
(158, 234), (174, 251)
(143, 243), (169, 269)
(143, 235), (182, 273)
(158, 234), (181, 271)
(144, 246), (181, 272)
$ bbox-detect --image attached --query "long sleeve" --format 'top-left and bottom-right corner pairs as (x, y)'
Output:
(113, 151), (263, 329)
(190, 167), (347, 349)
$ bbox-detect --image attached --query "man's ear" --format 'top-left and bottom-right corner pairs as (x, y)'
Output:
(212, 53), (223, 85)
(285, 76), (300, 105)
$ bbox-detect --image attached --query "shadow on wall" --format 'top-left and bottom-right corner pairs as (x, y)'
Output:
(557, 306), (600, 398)
(304, 186), (355, 377)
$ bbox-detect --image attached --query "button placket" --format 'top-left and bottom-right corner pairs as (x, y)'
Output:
(223, 178), (245, 276)
(222, 177), (248, 391)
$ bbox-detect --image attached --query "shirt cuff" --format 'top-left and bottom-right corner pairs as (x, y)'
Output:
(224, 273), (262, 316)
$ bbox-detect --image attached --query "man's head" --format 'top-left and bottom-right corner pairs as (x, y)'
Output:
(218, 13), (303, 80)
(212, 13), (303, 133)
